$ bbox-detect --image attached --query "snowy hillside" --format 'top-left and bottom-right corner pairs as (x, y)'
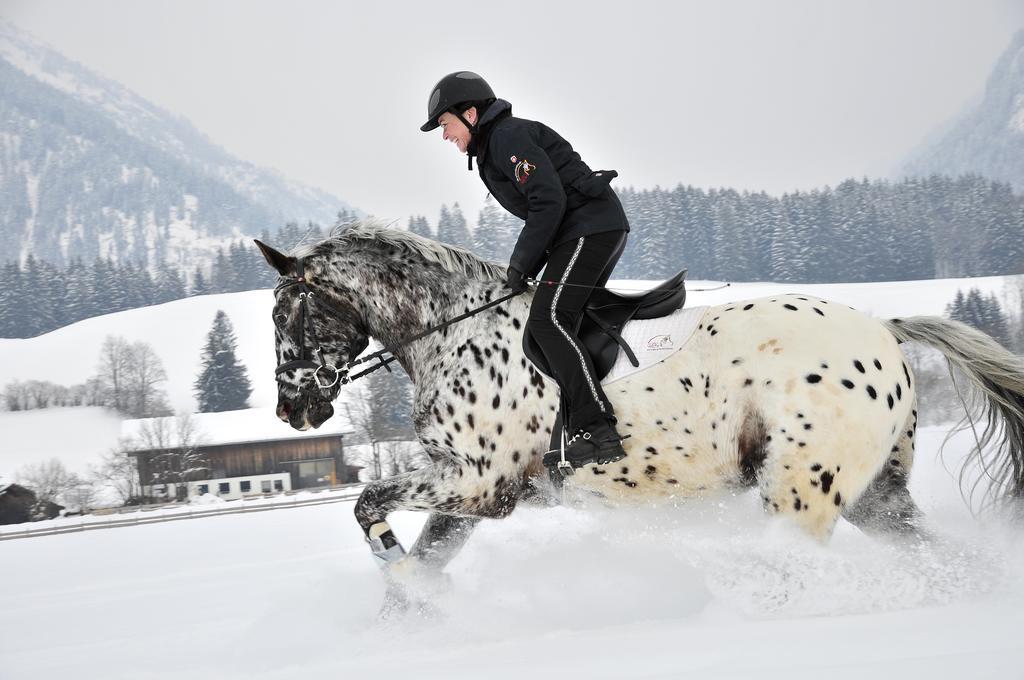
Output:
(902, 29), (1024, 190)
(0, 273), (1014, 412)
(0, 272), (1016, 482)
(0, 20), (355, 266)
(0, 425), (1021, 680)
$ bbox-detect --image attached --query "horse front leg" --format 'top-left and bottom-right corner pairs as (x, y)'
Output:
(378, 512), (481, 618)
(354, 463), (485, 567)
(353, 462), (518, 617)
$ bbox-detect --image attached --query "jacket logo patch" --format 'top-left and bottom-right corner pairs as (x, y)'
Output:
(514, 159), (536, 184)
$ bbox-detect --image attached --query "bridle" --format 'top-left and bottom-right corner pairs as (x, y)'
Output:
(273, 254), (524, 394)
(273, 257), (349, 391)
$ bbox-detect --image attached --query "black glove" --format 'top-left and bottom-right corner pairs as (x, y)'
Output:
(505, 267), (528, 294)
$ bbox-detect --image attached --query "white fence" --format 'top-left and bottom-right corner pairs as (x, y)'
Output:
(0, 484), (365, 541)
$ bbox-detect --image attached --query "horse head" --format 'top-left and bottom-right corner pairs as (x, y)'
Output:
(255, 239), (369, 430)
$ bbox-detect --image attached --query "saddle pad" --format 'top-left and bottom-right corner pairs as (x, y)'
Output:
(601, 305), (708, 385)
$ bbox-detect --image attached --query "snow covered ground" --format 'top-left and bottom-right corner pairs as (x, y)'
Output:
(1, 426), (1021, 679)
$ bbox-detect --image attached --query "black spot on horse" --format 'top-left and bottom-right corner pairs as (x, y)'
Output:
(820, 471), (834, 494)
(854, 360), (865, 373)
(743, 304), (754, 310)
(873, 359), (882, 370)
(841, 379), (855, 389)
(866, 385), (877, 399)
(806, 374), (822, 384)
(784, 304), (798, 311)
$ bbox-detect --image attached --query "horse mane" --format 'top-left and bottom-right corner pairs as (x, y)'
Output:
(297, 219), (507, 282)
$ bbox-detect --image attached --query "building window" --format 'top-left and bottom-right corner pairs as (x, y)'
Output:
(240, 480), (251, 493)
(219, 482), (230, 494)
(274, 480), (284, 491)
(296, 460), (335, 488)
(198, 484), (209, 494)
(261, 480), (272, 493)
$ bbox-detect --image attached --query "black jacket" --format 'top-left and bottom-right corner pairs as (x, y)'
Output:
(471, 100), (630, 277)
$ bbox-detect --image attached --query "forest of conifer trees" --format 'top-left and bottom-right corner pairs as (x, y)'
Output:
(2, 174), (1022, 339)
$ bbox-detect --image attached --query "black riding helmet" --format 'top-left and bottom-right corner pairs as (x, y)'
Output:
(420, 71), (495, 132)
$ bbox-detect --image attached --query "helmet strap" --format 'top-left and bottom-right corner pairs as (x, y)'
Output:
(450, 106), (479, 171)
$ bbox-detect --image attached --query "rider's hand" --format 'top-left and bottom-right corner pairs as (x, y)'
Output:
(505, 267), (528, 294)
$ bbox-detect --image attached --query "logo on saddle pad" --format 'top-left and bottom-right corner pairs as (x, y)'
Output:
(645, 334), (674, 351)
(513, 158), (536, 184)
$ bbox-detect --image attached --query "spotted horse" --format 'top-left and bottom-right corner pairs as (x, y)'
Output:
(256, 221), (1024, 615)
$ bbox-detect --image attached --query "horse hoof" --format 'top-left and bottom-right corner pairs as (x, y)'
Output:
(378, 582), (411, 620)
(378, 581), (445, 621)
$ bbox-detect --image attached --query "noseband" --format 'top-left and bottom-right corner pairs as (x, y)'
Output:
(273, 257), (345, 391)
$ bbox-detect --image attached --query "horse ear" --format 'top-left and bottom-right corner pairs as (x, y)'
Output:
(254, 239), (296, 277)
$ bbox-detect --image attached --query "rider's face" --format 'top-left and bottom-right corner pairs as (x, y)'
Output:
(438, 107), (476, 155)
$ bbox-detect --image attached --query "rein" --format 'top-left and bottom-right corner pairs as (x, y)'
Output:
(275, 256), (719, 391)
(274, 256), (522, 390)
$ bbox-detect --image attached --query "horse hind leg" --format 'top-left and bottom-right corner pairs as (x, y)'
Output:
(744, 409), (852, 542)
(842, 402), (929, 540)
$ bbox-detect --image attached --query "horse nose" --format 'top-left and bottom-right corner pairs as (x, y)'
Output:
(277, 400), (291, 422)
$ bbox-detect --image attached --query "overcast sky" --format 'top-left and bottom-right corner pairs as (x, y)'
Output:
(4, 0), (1023, 226)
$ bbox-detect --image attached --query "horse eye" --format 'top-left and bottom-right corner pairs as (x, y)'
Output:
(274, 313), (288, 324)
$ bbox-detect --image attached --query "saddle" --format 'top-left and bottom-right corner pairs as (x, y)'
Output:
(523, 269), (688, 382)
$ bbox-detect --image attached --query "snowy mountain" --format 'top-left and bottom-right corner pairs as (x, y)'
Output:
(0, 21), (356, 268)
(902, 29), (1024, 190)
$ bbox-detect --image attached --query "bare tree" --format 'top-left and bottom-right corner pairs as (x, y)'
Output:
(138, 413), (208, 501)
(95, 336), (171, 417)
(64, 476), (99, 513)
(125, 341), (171, 418)
(92, 445), (143, 505)
(17, 458), (77, 505)
(382, 440), (430, 477)
(97, 335), (132, 413)
(343, 387), (383, 480)
(3, 380), (27, 410)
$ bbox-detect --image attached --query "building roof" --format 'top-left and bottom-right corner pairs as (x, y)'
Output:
(121, 407), (354, 451)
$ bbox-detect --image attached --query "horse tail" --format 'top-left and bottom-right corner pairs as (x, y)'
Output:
(883, 316), (1024, 517)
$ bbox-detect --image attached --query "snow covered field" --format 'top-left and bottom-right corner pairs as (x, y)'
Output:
(1, 426), (1022, 679)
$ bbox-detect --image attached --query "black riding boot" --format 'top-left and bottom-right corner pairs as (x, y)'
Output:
(543, 418), (627, 469)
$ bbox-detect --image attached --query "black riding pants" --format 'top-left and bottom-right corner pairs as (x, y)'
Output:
(527, 229), (627, 430)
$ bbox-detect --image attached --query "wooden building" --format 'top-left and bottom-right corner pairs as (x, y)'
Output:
(122, 408), (361, 500)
